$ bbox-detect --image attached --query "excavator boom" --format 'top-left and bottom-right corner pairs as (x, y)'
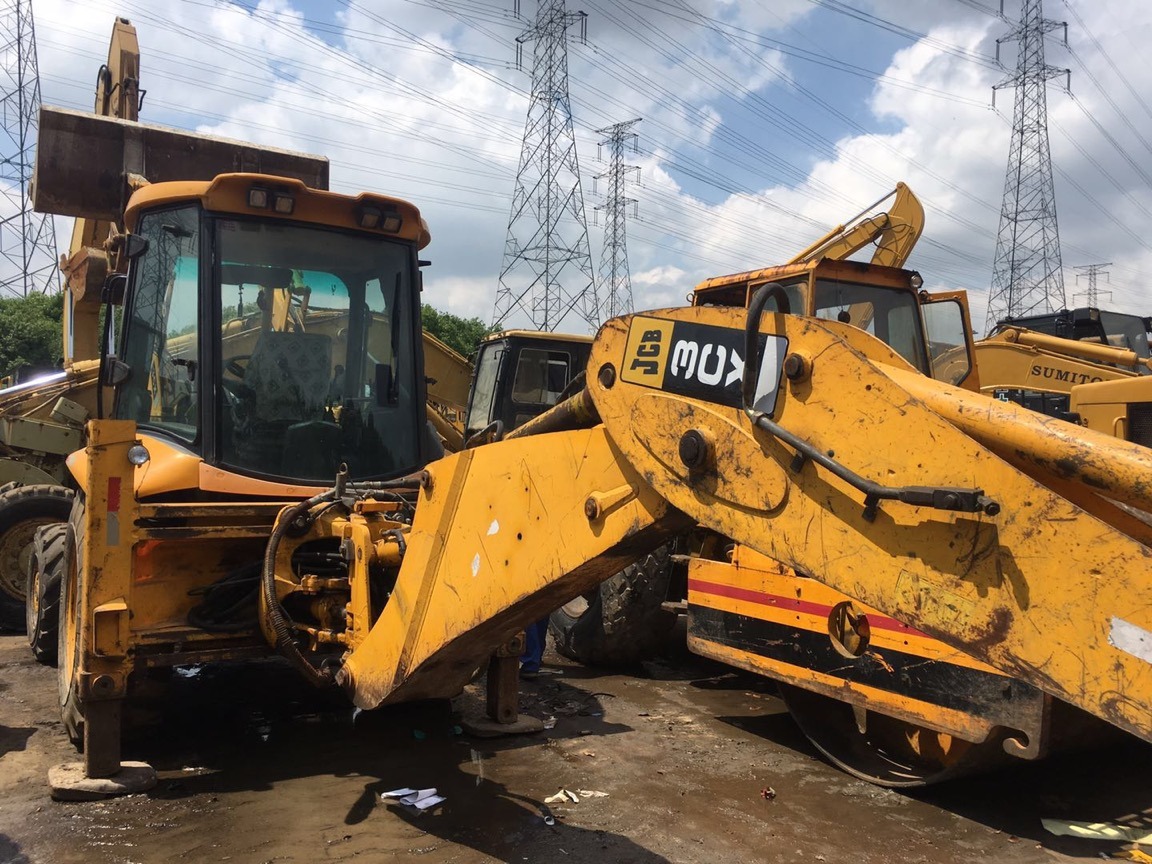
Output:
(788, 182), (925, 269)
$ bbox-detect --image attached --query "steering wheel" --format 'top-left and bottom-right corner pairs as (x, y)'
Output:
(225, 354), (252, 378)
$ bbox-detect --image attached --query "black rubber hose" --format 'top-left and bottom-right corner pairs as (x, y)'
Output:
(261, 488), (339, 687)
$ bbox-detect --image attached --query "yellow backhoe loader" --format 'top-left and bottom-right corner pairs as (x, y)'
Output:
(39, 158), (1152, 803)
(1, 19), (475, 633)
(0, 18), (143, 630)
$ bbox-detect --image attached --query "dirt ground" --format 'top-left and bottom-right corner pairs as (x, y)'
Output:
(1, 630), (1150, 864)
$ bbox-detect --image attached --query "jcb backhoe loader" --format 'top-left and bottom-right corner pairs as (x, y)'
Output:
(45, 157), (1152, 803)
(0, 18), (332, 633)
(2, 18), (476, 634)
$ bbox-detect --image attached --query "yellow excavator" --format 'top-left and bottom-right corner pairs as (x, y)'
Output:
(37, 157), (1152, 804)
(974, 306), (1152, 434)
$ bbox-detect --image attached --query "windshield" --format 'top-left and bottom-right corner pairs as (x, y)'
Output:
(465, 342), (503, 436)
(1099, 311), (1152, 370)
(813, 278), (927, 371)
(116, 205), (201, 443)
(116, 204), (424, 482)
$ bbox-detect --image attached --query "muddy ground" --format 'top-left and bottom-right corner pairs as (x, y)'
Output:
(1, 631), (1150, 864)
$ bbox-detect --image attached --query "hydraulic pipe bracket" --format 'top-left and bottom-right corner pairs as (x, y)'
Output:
(741, 283), (1000, 522)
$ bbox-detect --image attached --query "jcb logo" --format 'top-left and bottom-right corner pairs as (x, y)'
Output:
(630, 329), (665, 376)
(668, 340), (745, 388)
(621, 315), (781, 411)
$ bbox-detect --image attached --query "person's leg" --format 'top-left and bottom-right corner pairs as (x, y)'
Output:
(520, 618), (549, 675)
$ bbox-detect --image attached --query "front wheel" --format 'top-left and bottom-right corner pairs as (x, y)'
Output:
(58, 507), (85, 748)
(549, 545), (678, 666)
(26, 523), (67, 665)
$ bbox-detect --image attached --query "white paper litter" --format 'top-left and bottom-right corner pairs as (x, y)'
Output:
(544, 790), (571, 804)
(1042, 819), (1152, 845)
(381, 787), (446, 810)
(381, 787), (417, 798)
(576, 790), (609, 798)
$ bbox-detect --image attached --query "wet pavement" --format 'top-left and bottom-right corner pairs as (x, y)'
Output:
(1, 630), (1150, 863)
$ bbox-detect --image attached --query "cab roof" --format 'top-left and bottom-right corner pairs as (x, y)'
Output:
(124, 173), (431, 250)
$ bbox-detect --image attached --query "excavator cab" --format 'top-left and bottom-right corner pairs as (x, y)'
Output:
(997, 306), (1152, 370)
(464, 330), (593, 440)
(111, 176), (431, 484)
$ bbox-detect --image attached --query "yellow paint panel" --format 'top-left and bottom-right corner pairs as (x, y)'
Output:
(620, 316), (674, 387)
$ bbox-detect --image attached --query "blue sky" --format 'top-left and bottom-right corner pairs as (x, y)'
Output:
(28, 0), (1152, 332)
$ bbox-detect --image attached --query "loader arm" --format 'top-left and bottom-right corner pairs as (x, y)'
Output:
(339, 304), (1152, 746)
(336, 427), (688, 708)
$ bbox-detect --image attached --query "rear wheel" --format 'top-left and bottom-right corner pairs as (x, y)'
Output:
(26, 523), (67, 665)
(778, 683), (1009, 787)
(0, 484), (74, 630)
(549, 546), (677, 666)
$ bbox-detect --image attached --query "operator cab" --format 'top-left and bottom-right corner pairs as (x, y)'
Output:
(996, 307), (1152, 373)
(465, 331), (593, 440)
(109, 174), (432, 487)
(692, 258), (979, 390)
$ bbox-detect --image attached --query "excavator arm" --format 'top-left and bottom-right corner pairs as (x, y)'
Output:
(975, 324), (1149, 396)
(337, 302), (1152, 744)
(787, 182), (925, 269)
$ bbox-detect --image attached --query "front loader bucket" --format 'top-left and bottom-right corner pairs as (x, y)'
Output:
(337, 427), (688, 709)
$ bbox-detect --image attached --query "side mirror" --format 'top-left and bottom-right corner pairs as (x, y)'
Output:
(101, 272), (128, 306)
(101, 357), (131, 386)
(123, 233), (150, 260)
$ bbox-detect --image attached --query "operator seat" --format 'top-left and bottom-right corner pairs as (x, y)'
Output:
(234, 330), (335, 475)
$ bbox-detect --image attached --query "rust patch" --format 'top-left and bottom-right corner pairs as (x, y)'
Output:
(962, 606), (1013, 657)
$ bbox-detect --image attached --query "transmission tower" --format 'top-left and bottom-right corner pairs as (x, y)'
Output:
(492, 0), (598, 333)
(593, 118), (641, 321)
(985, 0), (1070, 332)
(1073, 262), (1112, 307)
(0, 0), (58, 297)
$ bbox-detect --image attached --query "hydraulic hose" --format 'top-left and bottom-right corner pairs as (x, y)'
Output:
(261, 471), (423, 686)
(261, 487), (339, 687)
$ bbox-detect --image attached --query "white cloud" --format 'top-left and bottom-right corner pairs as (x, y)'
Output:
(26, 0), (1152, 335)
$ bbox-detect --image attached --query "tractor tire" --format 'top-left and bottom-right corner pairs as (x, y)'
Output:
(0, 484), (74, 631)
(26, 523), (67, 665)
(549, 545), (677, 667)
(58, 501), (85, 748)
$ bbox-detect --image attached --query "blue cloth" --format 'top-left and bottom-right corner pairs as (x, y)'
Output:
(520, 618), (549, 673)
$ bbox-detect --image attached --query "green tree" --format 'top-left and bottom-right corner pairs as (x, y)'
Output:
(421, 306), (492, 357)
(0, 293), (65, 380)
